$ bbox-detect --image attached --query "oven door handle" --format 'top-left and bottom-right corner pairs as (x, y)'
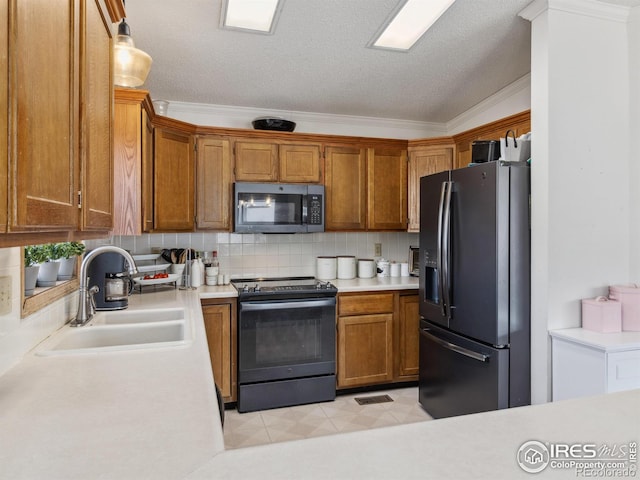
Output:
(240, 298), (336, 311)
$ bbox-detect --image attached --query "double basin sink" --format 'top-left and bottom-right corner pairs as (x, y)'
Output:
(37, 308), (191, 356)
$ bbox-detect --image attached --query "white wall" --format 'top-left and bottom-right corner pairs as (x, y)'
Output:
(629, 6), (640, 278)
(522, 0), (634, 403)
(446, 74), (532, 135)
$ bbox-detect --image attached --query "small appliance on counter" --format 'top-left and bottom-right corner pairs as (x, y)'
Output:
(409, 246), (420, 276)
(86, 250), (133, 310)
(471, 140), (500, 164)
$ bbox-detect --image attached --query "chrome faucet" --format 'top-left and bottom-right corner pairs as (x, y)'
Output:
(71, 245), (138, 327)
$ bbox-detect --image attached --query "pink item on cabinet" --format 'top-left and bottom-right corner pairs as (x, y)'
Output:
(581, 296), (622, 333)
(609, 285), (640, 331)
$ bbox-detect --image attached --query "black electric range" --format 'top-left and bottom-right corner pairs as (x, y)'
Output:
(231, 276), (337, 301)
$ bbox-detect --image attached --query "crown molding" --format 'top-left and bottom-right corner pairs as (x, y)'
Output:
(520, 0), (632, 23)
(165, 101), (447, 137)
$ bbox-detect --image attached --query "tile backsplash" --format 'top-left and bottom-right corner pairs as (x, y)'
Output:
(88, 232), (419, 279)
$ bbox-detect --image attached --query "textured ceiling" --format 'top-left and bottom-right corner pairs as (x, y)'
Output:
(122, 0), (636, 123)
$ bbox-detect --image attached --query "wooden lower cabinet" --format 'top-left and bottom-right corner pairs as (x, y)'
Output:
(201, 299), (237, 403)
(396, 293), (420, 379)
(337, 291), (419, 389)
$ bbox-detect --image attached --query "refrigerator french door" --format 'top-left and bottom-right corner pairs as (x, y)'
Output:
(418, 161), (530, 419)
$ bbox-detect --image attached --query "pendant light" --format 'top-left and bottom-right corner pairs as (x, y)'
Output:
(113, 2), (152, 87)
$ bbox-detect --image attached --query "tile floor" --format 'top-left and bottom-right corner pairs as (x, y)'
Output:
(223, 387), (432, 449)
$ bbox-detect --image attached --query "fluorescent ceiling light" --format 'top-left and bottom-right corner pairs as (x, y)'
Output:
(370, 0), (456, 51)
(221, 0), (283, 34)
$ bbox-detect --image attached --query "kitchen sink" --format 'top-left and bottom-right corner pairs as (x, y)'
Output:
(36, 309), (191, 356)
(92, 308), (185, 325)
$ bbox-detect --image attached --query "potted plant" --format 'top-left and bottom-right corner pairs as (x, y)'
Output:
(55, 241), (85, 280)
(24, 246), (47, 296)
(35, 244), (62, 288)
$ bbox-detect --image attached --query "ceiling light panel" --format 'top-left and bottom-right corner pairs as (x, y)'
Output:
(370, 0), (456, 51)
(221, 0), (283, 34)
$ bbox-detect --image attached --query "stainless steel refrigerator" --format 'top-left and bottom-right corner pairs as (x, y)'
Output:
(418, 161), (530, 418)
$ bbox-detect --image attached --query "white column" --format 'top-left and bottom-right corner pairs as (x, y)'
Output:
(520, 0), (633, 403)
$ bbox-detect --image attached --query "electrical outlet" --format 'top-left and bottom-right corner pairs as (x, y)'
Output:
(374, 243), (382, 257)
(0, 275), (12, 316)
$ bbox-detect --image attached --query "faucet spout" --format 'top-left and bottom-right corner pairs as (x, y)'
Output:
(71, 246), (138, 327)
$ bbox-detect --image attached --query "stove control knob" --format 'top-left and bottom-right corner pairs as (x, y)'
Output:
(254, 284), (261, 292)
(242, 284), (249, 293)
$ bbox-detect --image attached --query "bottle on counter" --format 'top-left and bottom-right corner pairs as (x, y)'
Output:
(208, 251), (220, 277)
(191, 257), (202, 288)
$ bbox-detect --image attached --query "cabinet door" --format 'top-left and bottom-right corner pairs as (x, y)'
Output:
(396, 294), (419, 379)
(0, 0), (7, 232)
(153, 128), (194, 231)
(196, 137), (232, 230)
(141, 109), (154, 232)
(79, 0), (113, 230)
(407, 146), (453, 232)
(337, 313), (394, 388)
(367, 147), (407, 230)
(202, 304), (234, 401)
(234, 141), (278, 182)
(113, 92), (142, 235)
(8, 0), (79, 231)
(278, 143), (322, 183)
(324, 146), (367, 231)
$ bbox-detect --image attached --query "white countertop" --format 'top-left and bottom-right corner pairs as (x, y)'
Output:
(2, 281), (637, 480)
(549, 327), (640, 352)
(331, 275), (418, 292)
(189, 389), (640, 480)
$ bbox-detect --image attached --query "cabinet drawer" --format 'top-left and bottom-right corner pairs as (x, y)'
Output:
(607, 350), (640, 393)
(338, 293), (394, 316)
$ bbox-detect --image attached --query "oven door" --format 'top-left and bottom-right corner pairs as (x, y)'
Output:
(238, 297), (336, 384)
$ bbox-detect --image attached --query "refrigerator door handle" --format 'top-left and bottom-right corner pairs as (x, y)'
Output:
(442, 181), (453, 320)
(436, 182), (448, 317)
(420, 328), (490, 363)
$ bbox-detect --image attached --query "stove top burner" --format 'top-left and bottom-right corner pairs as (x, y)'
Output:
(232, 276), (337, 298)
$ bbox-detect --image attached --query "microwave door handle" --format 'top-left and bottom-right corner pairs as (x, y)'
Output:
(302, 195), (308, 225)
(442, 181), (453, 320)
(436, 182), (447, 318)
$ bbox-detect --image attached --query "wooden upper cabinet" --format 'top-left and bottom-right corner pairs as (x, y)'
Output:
(278, 144), (322, 183)
(8, 0), (79, 231)
(112, 88), (149, 235)
(324, 146), (367, 231)
(153, 128), (194, 232)
(234, 141), (278, 182)
(234, 140), (322, 184)
(196, 136), (232, 230)
(80, 0), (113, 231)
(407, 144), (453, 232)
(367, 147), (407, 230)
(0, 0), (8, 232)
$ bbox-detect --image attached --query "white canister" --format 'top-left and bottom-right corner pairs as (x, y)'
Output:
(400, 262), (410, 277)
(358, 259), (376, 278)
(390, 262), (401, 277)
(337, 256), (356, 279)
(316, 256), (337, 280)
(377, 259), (390, 278)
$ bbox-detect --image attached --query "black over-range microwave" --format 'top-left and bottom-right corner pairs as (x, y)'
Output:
(233, 182), (325, 234)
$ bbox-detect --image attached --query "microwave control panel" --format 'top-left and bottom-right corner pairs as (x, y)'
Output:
(308, 194), (323, 225)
